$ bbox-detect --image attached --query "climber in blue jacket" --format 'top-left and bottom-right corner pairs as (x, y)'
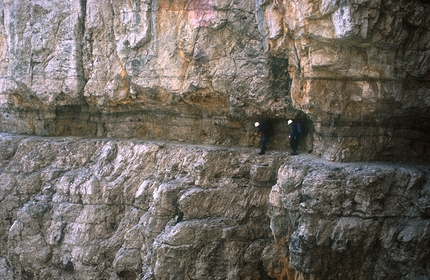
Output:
(288, 119), (301, 155)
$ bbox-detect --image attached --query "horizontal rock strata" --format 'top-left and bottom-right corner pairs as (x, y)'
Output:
(0, 0), (429, 162)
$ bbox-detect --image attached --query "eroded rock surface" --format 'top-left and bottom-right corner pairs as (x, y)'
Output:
(0, 0), (429, 162)
(0, 133), (283, 279)
(264, 0), (430, 162)
(0, 134), (429, 279)
(267, 156), (430, 279)
(0, 0), (429, 279)
(0, 0), (296, 152)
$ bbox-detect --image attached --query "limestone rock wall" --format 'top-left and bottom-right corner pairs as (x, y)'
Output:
(0, 0), (296, 152)
(0, 134), (429, 279)
(0, 0), (430, 279)
(263, 0), (430, 161)
(0, 0), (429, 162)
(0, 133), (284, 279)
(267, 156), (430, 279)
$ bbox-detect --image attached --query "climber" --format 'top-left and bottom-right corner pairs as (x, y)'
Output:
(288, 119), (301, 155)
(255, 121), (267, 155)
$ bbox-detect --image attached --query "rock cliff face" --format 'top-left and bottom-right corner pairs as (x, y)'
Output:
(268, 157), (430, 279)
(0, 0), (296, 152)
(0, 134), (429, 279)
(1, 0), (430, 279)
(1, 0), (429, 162)
(0, 134), (286, 279)
(266, 0), (430, 162)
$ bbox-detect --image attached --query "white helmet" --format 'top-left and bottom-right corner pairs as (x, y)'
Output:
(254, 122), (260, 127)
(287, 120), (293, 125)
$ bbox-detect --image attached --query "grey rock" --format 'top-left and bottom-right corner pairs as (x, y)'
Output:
(0, 134), (284, 279)
(0, 1), (428, 162)
(267, 156), (430, 279)
(0, 134), (429, 279)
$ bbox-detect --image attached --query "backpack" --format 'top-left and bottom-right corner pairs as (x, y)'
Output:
(296, 123), (302, 136)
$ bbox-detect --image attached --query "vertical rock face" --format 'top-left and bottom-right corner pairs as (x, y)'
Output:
(0, 0), (428, 162)
(0, 134), (429, 279)
(0, 0), (430, 279)
(264, 0), (430, 162)
(267, 157), (430, 279)
(0, 134), (284, 279)
(0, 0), (296, 151)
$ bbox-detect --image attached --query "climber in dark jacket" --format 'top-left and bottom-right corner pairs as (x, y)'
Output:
(255, 121), (267, 155)
(288, 119), (300, 155)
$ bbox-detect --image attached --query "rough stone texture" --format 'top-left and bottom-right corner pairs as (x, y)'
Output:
(0, 134), (429, 279)
(0, 0), (430, 279)
(264, 0), (430, 162)
(0, 0), (297, 152)
(0, 133), (283, 279)
(0, 0), (428, 162)
(267, 156), (430, 280)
